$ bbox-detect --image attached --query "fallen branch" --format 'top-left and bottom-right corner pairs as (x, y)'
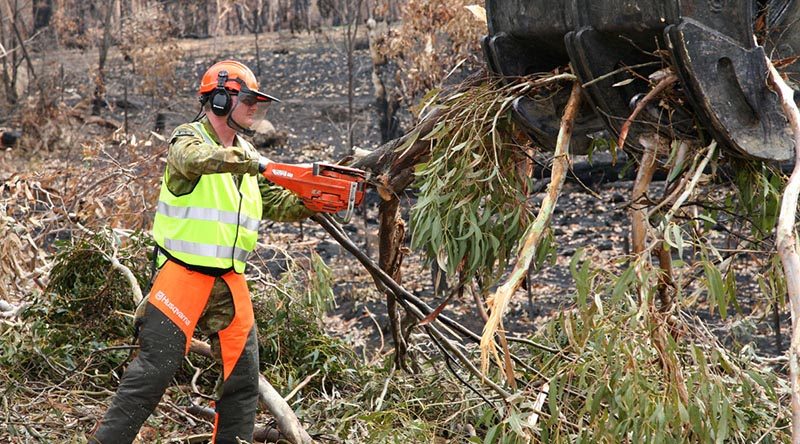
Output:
(283, 369), (320, 402)
(479, 81), (582, 377)
(0, 300), (26, 318)
(617, 70), (678, 152)
(313, 213), (512, 401)
(630, 133), (662, 255)
(767, 57), (800, 444)
(166, 434), (211, 443)
(190, 339), (311, 443)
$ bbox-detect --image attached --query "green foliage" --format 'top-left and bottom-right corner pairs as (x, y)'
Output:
(304, 357), (483, 443)
(684, 159), (782, 319)
(410, 77), (541, 286)
(254, 251), (358, 391)
(492, 257), (790, 443)
(757, 254), (787, 318)
(732, 161), (783, 239)
(294, 250), (788, 443)
(647, 149), (787, 327)
(0, 230), (152, 381)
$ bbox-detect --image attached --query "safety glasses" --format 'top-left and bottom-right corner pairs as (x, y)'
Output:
(237, 91), (263, 107)
(230, 78), (281, 105)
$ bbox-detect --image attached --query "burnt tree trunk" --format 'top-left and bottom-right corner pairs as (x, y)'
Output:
(207, 0), (220, 37)
(92, 0), (116, 115)
(367, 18), (401, 144)
(1, 0), (20, 104)
(33, 0), (53, 31)
(378, 196), (412, 370)
(351, 109), (442, 369)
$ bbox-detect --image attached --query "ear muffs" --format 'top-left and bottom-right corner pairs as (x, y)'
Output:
(210, 70), (231, 116)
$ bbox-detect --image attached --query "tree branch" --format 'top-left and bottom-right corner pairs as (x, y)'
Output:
(767, 57), (800, 444)
(617, 72), (677, 151)
(479, 80), (582, 377)
(190, 339), (312, 443)
(313, 213), (515, 400)
(630, 133), (662, 255)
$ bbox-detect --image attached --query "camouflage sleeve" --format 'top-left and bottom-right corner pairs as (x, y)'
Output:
(259, 177), (316, 222)
(167, 124), (261, 180)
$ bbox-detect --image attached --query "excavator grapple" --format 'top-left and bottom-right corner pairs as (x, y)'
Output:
(483, 0), (800, 161)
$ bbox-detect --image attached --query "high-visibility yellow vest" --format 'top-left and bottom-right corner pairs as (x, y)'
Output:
(153, 122), (262, 274)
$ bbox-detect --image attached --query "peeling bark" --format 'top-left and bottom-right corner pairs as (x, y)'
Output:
(767, 59), (800, 444)
(479, 81), (582, 377)
(378, 196), (412, 371)
(630, 134), (662, 255)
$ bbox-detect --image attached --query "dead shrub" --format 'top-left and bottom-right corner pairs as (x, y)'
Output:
(50, 1), (103, 49)
(119, 6), (184, 97)
(378, 0), (485, 100)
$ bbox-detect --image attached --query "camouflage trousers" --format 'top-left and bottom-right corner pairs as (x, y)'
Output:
(91, 260), (260, 444)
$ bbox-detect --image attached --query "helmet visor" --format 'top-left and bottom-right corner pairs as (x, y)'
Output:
(238, 80), (281, 104)
(225, 80), (280, 135)
(228, 95), (273, 134)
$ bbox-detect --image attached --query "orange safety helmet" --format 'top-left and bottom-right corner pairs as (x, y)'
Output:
(198, 60), (280, 103)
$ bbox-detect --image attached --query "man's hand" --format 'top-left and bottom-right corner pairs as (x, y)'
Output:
(258, 156), (272, 174)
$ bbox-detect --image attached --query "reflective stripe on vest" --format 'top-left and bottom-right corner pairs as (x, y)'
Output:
(152, 122), (262, 273)
(156, 201), (261, 232)
(162, 238), (250, 264)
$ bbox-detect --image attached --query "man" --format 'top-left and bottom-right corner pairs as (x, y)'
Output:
(91, 60), (314, 443)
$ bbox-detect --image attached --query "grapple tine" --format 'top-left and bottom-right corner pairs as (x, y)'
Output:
(484, 0), (798, 161)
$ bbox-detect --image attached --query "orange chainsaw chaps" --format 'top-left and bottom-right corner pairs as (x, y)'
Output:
(147, 261), (216, 353)
(218, 271), (255, 381)
(211, 401), (219, 443)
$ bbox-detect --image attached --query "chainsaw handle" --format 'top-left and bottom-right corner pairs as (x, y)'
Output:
(258, 156), (271, 174)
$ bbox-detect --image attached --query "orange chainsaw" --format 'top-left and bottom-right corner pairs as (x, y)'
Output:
(261, 161), (368, 222)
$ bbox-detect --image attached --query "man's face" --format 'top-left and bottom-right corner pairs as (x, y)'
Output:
(230, 95), (258, 128)
(229, 92), (273, 134)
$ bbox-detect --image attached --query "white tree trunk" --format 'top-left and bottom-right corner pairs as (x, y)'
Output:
(767, 58), (800, 444)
